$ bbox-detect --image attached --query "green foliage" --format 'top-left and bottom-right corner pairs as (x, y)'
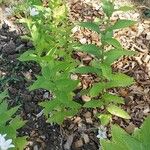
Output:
(0, 91), (27, 150)
(18, 0), (81, 124)
(18, 0), (137, 125)
(76, 0), (137, 125)
(101, 116), (150, 150)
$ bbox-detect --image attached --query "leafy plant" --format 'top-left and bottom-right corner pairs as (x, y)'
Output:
(0, 90), (27, 150)
(18, 0), (81, 124)
(101, 116), (150, 150)
(73, 0), (137, 125)
(18, 0), (137, 125)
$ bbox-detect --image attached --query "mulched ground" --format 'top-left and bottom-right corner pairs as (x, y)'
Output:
(0, 0), (150, 149)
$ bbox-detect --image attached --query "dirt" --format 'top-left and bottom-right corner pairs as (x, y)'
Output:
(0, 24), (62, 150)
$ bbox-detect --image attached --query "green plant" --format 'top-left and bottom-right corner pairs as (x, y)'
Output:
(0, 90), (27, 150)
(73, 0), (137, 125)
(18, 0), (81, 124)
(101, 116), (150, 150)
(18, 0), (137, 125)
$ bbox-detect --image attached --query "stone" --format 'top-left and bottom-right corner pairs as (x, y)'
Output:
(75, 139), (83, 148)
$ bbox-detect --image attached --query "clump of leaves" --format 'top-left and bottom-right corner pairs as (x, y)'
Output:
(101, 116), (150, 150)
(0, 90), (27, 150)
(18, 0), (81, 124)
(73, 0), (137, 125)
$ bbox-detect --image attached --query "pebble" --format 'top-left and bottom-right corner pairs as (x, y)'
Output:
(79, 38), (87, 44)
(82, 133), (90, 144)
(146, 32), (150, 40)
(85, 117), (93, 124)
(75, 139), (83, 148)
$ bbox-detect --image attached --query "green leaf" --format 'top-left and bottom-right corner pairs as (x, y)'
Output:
(71, 66), (101, 75)
(98, 114), (112, 125)
(101, 0), (114, 18)
(28, 76), (56, 91)
(47, 109), (78, 124)
(90, 82), (106, 97)
(79, 22), (100, 33)
(101, 139), (126, 150)
(83, 100), (104, 108)
(55, 79), (79, 92)
(134, 116), (150, 148)
(104, 48), (137, 65)
(102, 93), (125, 104)
(110, 19), (136, 30)
(109, 73), (135, 87)
(107, 104), (131, 119)
(111, 125), (143, 150)
(18, 50), (38, 62)
(10, 116), (26, 130)
(105, 38), (122, 48)
(73, 44), (101, 58)
(40, 100), (61, 116)
(0, 90), (8, 102)
(115, 6), (134, 12)
(100, 63), (112, 80)
(14, 136), (27, 150)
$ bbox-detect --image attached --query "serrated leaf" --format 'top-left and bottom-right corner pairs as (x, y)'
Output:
(10, 116), (26, 130)
(28, 76), (55, 91)
(90, 82), (106, 97)
(83, 100), (104, 108)
(101, 139), (126, 150)
(104, 48), (137, 64)
(0, 90), (8, 102)
(102, 0), (114, 18)
(111, 125), (143, 150)
(110, 19), (136, 30)
(73, 44), (102, 58)
(47, 109), (78, 124)
(98, 114), (112, 125)
(100, 63), (113, 80)
(107, 104), (131, 119)
(71, 66), (101, 75)
(79, 22), (100, 33)
(102, 93), (125, 104)
(134, 116), (150, 148)
(14, 136), (27, 150)
(18, 50), (38, 62)
(105, 38), (122, 48)
(109, 73), (135, 87)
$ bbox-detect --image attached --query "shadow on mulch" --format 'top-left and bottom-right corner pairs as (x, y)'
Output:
(131, 0), (150, 18)
(0, 23), (63, 150)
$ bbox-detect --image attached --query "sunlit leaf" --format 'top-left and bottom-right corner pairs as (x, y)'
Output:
(107, 104), (131, 119)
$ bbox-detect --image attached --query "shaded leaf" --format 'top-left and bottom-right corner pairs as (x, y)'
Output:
(110, 19), (136, 30)
(83, 100), (104, 108)
(79, 22), (100, 33)
(74, 44), (101, 58)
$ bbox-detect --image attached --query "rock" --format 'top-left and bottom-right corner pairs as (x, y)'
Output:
(146, 32), (150, 40)
(74, 117), (82, 123)
(64, 134), (74, 150)
(83, 112), (92, 118)
(33, 145), (39, 150)
(125, 123), (136, 134)
(82, 133), (90, 144)
(79, 38), (87, 44)
(75, 139), (83, 148)
(82, 95), (91, 102)
(85, 117), (93, 124)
